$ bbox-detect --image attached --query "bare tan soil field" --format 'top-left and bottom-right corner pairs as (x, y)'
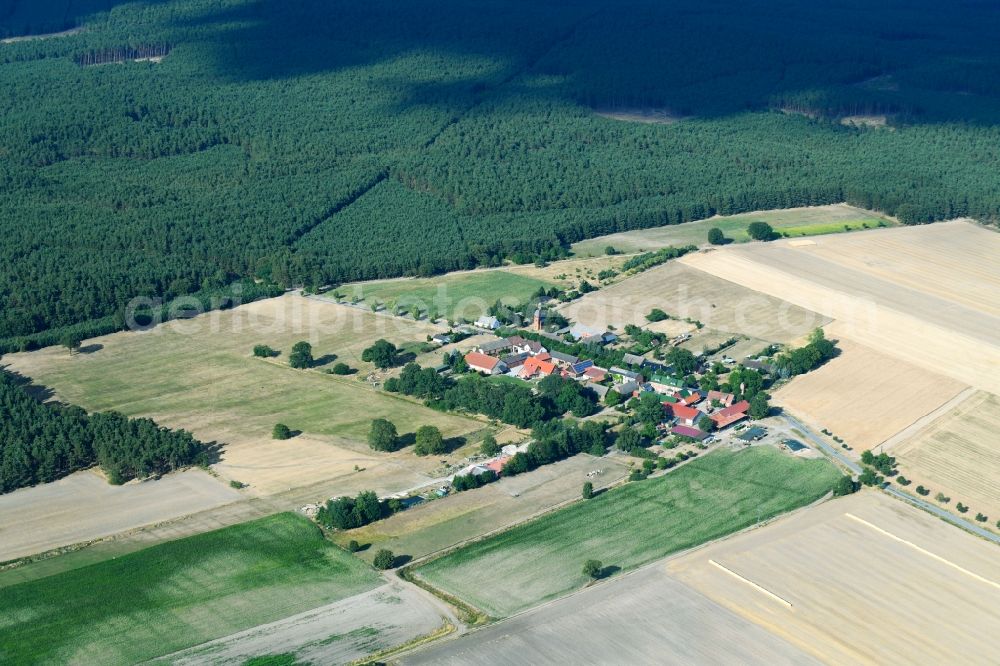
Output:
(594, 107), (687, 124)
(404, 563), (815, 665)
(2, 294), (482, 496)
(339, 454), (629, 564)
(772, 338), (967, 451)
(0, 469), (240, 562)
(164, 582), (447, 665)
(892, 391), (1000, 524)
(560, 261), (829, 343)
(668, 491), (1000, 665)
(681, 221), (1000, 393)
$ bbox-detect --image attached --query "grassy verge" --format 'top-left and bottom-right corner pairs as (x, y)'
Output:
(413, 447), (839, 617)
(339, 270), (555, 322)
(0, 513), (380, 665)
(572, 204), (894, 255)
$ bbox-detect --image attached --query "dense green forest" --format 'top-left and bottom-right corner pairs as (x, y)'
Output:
(2, 0), (1000, 349)
(0, 369), (210, 493)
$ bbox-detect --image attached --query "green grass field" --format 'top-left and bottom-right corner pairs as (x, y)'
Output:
(340, 270), (555, 322)
(415, 447), (840, 617)
(572, 204), (894, 255)
(0, 513), (379, 665)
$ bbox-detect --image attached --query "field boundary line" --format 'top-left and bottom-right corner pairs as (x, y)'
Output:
(845, 513), (1000, 591)
(709, 559), (793, 608)
(874, 386), (976, 454)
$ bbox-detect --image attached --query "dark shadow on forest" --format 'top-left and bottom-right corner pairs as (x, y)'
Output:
(155, 0), (1000, 126)
(0, 0), (174, 39)
(7, 0), (995, 126)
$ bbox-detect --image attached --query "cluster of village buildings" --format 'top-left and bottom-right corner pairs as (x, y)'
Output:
(459, 327), (755, 444)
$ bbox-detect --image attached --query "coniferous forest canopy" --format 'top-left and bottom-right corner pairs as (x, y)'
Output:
(2, 0), (1000, 349)
(0, 369), (210, 493)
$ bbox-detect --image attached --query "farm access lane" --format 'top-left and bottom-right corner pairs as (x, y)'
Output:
(779, 413), (1000, 547)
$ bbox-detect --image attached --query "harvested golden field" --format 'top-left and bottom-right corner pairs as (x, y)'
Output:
(669, 492), (1000, 665)
(681, 221), (1000, 393)
(559, 261), (828, 344)
(3, 294), (482, 495)
(0, 469), (240, 562)
(893, 391), (1000, 524)
(772, 338), (967, 451)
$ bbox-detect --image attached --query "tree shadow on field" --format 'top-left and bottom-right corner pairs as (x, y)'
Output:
(79, 343), (104, 354)
(597, 564), (621, 579)
(198, 441), (225, 467)
(1, 367), (57, 403)
(397, 432), (417, 449)
(312, 353), (338, 368)
(392, 554), (412, 568)
(443, 436), (467, 454)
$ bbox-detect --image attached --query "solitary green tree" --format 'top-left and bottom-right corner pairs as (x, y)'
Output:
(583, 559), (603, 579)
(697, 416), (715, 433)
(832, 475), (856, 496)
(252, 344), (276, 358)
(645, 308), (668, 322)
(747, 221), (774, 241)
(707, 227), (725, 245)
(373, 549), (395, 570)
(480, 433), (500, 457)
(60, 332), (82, 356)
(368, 418), (398, 452)
(288, 341), (313, 369)
(748, 392), (770, 419)
(604, 389), (622, 407)
(362, 339), (399, 369)
(582, 481), (594, 499)
(272, 423), (292, 440)
(414, 425), (445, 456)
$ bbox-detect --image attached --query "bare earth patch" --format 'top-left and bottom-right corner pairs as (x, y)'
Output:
(669, 491), (1000, 665)
(594, 107), (687, 124)
(840, 114), (889, 127)
(773, 338), (967, 451)
(164, 582), (446, 665)
(0, 469), (240, 562)
(405, 563), (813, 665)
